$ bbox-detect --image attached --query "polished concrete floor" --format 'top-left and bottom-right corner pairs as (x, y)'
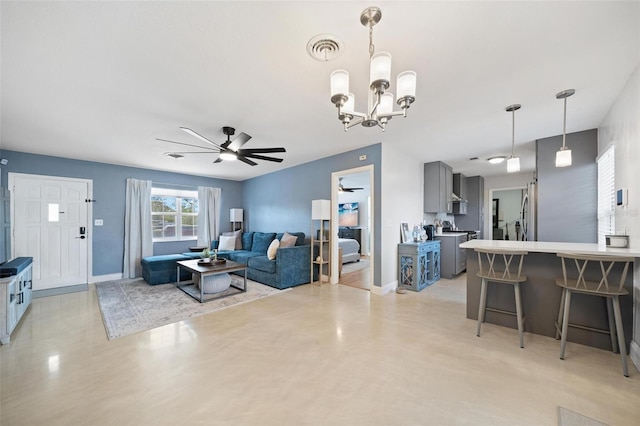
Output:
(1, 274), (639, 425)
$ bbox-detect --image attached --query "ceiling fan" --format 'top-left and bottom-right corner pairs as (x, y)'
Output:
(157, 126), (286, 166)
(338, 177), (364, 192)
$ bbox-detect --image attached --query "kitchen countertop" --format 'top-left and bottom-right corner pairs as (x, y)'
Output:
(435, 232), (468, 237)
(460, 239), (640, 257)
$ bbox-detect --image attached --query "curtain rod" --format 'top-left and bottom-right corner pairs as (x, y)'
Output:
(152, 181), (199, 190)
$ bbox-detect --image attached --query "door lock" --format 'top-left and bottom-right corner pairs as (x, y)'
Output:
(77, 226), (86, 239)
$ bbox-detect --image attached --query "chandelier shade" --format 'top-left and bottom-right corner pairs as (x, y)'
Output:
(329, 7), (416, 131)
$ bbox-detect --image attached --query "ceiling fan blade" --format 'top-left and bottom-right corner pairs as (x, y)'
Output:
(165, 151), (221, 154)
(180, 127), (222, 148)
(345, 187), (364, 191)
(238, 147), (286, 154)
(213, 157), (223, 163)
(237, 156), (258, 166)
(227, 132), (251, 151)
(156, 138), (217, 151)
(242, 153), (284, 163)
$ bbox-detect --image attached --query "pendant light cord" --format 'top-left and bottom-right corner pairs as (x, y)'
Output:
(511, 109), (515, 157)
(562, 97), (567, 149)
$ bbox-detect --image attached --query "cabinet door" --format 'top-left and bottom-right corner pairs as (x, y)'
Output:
(445, 164), (453, 213)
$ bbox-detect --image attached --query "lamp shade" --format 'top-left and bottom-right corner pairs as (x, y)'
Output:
(370, 52), (391, 86)
(378, 92), (394, 115)
(311, 199), (331, 220)
(330, 70), (349, 98)
(397, 71), (417, 99)
(507, 157), (520, 173)
(555, 148), (572, 167)
(343, 93), (355, 114)
(230, 208), (243, 222)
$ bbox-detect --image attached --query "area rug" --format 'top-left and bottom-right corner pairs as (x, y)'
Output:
(95, 276), (286, 340)
(342, 259), (369, 274)
(558, 407), (608, 426)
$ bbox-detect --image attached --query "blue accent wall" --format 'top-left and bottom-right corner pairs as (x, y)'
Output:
(2, 150), (242, 276)
(243, 144), (382, 286)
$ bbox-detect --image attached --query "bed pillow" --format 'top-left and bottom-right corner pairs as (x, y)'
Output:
(279, 232), (298, 248)
(267, 239), (280, 260)
(218, 235), (236, 251)
(222, 230), (243, 250)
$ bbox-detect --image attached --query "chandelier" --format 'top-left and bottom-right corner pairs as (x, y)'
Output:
(330, 7), (417, 132)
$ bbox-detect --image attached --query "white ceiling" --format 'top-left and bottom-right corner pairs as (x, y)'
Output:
(2, 1), (638, 181)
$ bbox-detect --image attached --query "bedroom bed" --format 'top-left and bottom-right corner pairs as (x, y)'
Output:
(339, 238), (361, 264)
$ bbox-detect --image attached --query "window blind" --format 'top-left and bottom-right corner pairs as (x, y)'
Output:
(597, 146), (615, 244)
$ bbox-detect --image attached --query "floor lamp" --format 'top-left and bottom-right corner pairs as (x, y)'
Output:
(230, 208), (243, 231)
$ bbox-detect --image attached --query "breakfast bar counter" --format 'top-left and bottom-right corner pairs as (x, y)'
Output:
(459, 240), (639, 350)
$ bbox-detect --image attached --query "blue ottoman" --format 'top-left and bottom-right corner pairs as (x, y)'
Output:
(141, 254), (192, 285)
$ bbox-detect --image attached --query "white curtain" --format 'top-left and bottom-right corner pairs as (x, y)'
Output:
(197, 186), (222, 248)
(123, 178), (153, 278)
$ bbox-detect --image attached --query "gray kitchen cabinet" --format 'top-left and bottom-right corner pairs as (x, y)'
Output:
(453, 173), (467, 200)
(424, 161), (453, 213)
(454, 176), (484, 238)
(435, 234), (467, 279)
(397, 241), (440, 291)
(452, 173), (467, 215)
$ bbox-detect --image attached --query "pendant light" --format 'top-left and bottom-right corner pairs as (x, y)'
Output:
(555, 89), (575, 168)
(506, 104), (521, 173)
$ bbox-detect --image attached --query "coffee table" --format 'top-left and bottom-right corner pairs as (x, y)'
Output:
(176, 259), (247, 303)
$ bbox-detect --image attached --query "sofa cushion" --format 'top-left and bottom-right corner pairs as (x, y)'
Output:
(248, 256), (277, 274)
(279, 232), (298, 248)
(241, 232), (255, 251)
(267, 239), (280, 260)
(218, 235), (236, 251)
(222, 230), (243, 250)
(252, 232), (276, 254)
(227, 251), (262, 265)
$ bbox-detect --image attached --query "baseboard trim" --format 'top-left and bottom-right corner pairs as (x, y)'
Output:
(33, 283), (88, 298)
(630, 340), (640, 372)
(371, 280), (397, 296)
(91, 273), (123, 283)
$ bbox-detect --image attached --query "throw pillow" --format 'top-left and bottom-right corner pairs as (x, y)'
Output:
(223, 230), (242, 250)
(218, 235), (236, 251)
(279, 231), (298, 248)
(267, 239), (280, 260)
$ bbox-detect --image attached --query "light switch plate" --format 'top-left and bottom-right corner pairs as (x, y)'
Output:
(94, 219), (104, 226)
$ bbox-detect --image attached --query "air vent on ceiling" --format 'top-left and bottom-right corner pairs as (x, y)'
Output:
(307, 34), (343, 62)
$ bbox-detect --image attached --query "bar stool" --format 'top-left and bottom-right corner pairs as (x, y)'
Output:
(555, 253), (633, 377)
(475, 248), (528, 348)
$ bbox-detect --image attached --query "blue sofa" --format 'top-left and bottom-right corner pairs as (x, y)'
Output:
(141, 231), (312, 290)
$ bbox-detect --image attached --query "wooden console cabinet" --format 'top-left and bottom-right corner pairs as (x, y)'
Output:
(0, 257), (34, 345)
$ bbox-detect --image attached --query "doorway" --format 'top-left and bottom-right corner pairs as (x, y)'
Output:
(331, 166), (374, 291)
(9, 173), (92, 292)
(490, 187), (526, 241)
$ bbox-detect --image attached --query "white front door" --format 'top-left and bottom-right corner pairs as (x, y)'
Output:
(10, 173), (91, 291)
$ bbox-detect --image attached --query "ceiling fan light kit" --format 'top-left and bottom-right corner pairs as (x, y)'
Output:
(329, 7), (417, 132)
(555, 89), (575, 168)
(506, 104), (521, 173)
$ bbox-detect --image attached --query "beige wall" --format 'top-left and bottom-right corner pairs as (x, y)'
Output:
(598, 64), (640, 369)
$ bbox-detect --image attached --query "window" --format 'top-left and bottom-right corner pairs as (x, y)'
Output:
(597, 145), (615, 244)
(151, 188), (198, 241)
